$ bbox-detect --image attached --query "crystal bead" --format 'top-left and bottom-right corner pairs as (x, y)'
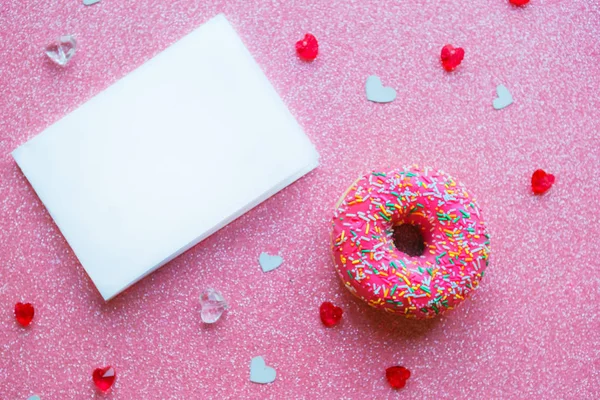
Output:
(200, 289), (228, 323)
(45, 35), (77, 67)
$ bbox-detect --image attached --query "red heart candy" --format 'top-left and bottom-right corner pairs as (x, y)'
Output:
(531, 169), (555, 195)
(93, 366), (116, 392)
(319, 301), (343, 327)
(14, 302), (34, 327)
(510, 0), (530, 6)
(440, 44), (464, 72)
(296, 33), (319, 61)
(386, 366), (411, 389)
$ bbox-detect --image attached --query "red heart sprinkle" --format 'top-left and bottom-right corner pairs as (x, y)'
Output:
(319, 301), (343, 327)
(440, 44), (464, 72)
(531, 169), (555, 195)
(14, 302), (34, 327)
(93, 366), (116, 392)
(296, 33), (319, 61)
(510, 0), (530, 6)
(386, 366), (411, 389)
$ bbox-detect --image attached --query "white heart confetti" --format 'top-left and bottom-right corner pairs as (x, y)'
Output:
(259, 252), (283, 272)
(250, 356), (276, 384)
(493, 84), (513, 110)
(365, 75), (396, 103)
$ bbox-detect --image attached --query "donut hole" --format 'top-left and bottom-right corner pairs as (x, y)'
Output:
(392, 223), (425, 257)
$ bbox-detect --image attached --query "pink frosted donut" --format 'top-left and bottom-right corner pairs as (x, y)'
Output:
(331, 166), (490, 319)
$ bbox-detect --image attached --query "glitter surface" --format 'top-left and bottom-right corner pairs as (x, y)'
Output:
(1, 0), (599, 398)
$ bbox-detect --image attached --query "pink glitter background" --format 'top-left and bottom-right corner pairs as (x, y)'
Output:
(1, 0), (599, 398)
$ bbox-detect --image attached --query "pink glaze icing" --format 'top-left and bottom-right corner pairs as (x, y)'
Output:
(331, 166), (490, 319)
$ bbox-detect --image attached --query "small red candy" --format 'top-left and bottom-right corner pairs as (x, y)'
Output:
(440, 44), (464, 72)
(14, 302), (34, 327)
(296, 33), (319, 61)
(510, 0), (530, 6)
(93, 366), (116, 392)
(319, 301), (343, 327)
(531, 169), (555, 195)
(386, 366), (411, 389)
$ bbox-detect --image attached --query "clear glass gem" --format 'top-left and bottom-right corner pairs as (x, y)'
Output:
(199, 288), (228, 323)
(45, 35), (77, 67)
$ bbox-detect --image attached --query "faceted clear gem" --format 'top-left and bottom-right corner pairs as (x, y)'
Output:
(45, 35), (77, 67)
(199, 288), (228, 323)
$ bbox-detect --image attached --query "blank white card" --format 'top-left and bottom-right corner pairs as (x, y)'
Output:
(12, 14), (319, 300)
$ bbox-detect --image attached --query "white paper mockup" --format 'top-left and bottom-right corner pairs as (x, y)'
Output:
(12, 14), (319, 300)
